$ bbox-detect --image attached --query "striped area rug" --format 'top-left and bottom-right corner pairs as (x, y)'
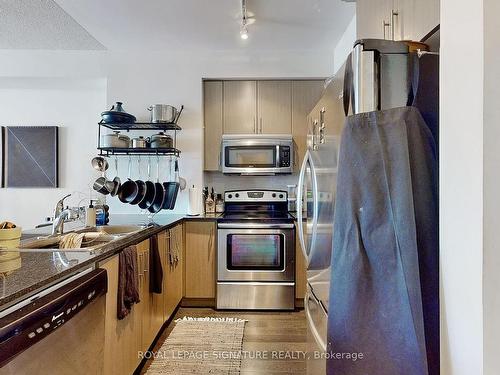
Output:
(146, 317), (247, 375)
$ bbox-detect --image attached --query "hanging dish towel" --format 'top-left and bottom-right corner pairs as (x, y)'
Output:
(327, 106), (439, 375)
(117, 245), (140, 320)
(149, 234), (164, 294)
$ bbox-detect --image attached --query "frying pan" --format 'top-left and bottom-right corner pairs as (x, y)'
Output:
(148, 157), (165, 214)
(118, 157), (139, 203)
(130, 158), (147, 205)
(110, 157), (121, 197)
(163, 157), (180, 210)
(139, 157), (156, 210)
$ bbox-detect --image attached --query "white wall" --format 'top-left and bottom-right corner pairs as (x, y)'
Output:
(0, 48), (332, 225)
(440, 0), (484, 374)
(333, 15), (357, 73)
(483, 0), (500, 373)
(0, 77), (106, 228)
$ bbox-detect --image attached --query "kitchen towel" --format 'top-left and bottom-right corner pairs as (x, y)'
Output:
(149, 234), (163, 294)
(117, 245), (140, 320)
(327, 106), (439, 375)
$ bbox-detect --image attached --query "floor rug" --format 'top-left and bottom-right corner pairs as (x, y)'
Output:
(146, 317), (247, 374)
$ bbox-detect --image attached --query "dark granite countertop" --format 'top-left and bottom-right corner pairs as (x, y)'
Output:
(0, 213), (221, 310)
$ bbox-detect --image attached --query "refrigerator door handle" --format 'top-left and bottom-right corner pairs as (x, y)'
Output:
(296, 150), (318, 265)
(296, 150), (309, 262)
(306, 158), (319, 262)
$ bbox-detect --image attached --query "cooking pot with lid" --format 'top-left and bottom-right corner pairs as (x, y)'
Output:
(147, 104), (178, 123)
(150, 132), (173, 148)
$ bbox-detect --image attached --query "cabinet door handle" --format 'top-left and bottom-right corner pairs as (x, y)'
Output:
(208, 227), (214, 260)
(319, 108), (326, 144)
(383, 20), (390, 40)
(391, 10), (399, 41)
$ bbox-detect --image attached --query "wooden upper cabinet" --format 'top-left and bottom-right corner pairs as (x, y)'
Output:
(357, 0), (439, 42)
(185, 221), (216, 298)
(292, 80), (324, 172)
(257, 81), (292, 134)
(204, 81), (223, 171)
(223, 81), (257, 134)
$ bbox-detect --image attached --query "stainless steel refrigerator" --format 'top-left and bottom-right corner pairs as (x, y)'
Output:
(296, 39), (430, 374)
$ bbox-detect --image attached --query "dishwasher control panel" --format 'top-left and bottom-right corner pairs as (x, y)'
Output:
(0, 268), (107, 367)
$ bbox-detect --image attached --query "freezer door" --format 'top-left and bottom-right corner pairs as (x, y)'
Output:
(306, 285), (328, 375)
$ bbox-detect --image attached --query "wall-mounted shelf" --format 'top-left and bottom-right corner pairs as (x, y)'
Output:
(97, 147), (181, 157)
(98, 121), (182, 131)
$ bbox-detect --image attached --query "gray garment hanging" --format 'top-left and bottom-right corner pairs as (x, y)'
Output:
(327, 106), (438, 375)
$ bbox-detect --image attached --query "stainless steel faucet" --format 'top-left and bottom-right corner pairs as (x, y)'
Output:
(53, 194), (71, 220)
(51, 208), (77, 236)
(51, 194), (78, 236)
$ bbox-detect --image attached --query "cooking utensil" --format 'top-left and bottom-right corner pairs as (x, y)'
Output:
(139, 157), (156, 210)
(91, 156), (108, 172)
(147, 104), (178, 123)
(101, 131), (130, 148)
(148, 157), (165, 214)
(163, 157), (180, 210)
(179, 176), (187, 191)
(110, 157), (121, 197)
(101, 102), (136, 124)
(131, 136), (149, 148)
(173, 105), (184, 124)
(149, 132), (173, 149)
(118, 157), (139, 203)
(93, 176), (114, 195)
(130, 158), (147, 205)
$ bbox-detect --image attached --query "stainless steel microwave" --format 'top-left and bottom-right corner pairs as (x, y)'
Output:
(221, 134), (294, 175)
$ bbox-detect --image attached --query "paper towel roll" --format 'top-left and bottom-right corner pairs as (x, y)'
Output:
(187, 187), (202, 216)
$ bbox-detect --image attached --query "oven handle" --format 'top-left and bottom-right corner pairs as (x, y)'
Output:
(217, 223), (295, 229)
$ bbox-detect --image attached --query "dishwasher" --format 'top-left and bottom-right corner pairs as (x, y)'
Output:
(0, 268), (107, 374)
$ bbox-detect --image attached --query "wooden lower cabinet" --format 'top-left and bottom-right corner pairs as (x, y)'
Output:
(100, 227), (185, 375)
(101, 251), (142, 375)
(163, 224), (184, 319)
(185, 221), (216, 299)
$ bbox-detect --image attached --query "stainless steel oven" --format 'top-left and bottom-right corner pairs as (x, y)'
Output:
(221, 135), (293, 175)
(218, 223), (295, 282)
(216, 190), (296, 310)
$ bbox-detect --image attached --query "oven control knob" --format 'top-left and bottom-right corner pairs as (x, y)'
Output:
(235, 193), (240, 198)
(279, 194), (284, 199)
(272, 193), (276, 198)
(228, 194), (233, 199)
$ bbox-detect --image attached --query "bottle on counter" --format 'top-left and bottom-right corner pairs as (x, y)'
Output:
(205, 195), (215, 214)
(85, 201), (96, 227)
(215, 194), (224, 213)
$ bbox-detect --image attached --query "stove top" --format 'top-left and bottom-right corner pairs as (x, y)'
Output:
(219, 189), (292, 223)
(219, 211), (294, 222)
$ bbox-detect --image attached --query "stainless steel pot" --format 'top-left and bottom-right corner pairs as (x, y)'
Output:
(147, 104), (178, 123)
(150, 132), (173, 148)
(132, 136), (149, 148)
(101, 131), (130, 148)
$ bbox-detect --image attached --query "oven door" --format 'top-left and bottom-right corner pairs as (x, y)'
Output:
(217, 224), (295, 282)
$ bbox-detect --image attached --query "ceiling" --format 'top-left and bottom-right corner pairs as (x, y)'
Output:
(0, 0), (355, 52)
(0, 0), (105, 50)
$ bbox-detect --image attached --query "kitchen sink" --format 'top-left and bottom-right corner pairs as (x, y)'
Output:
(19, 233), (120, 251)
(96, 225), (146, 235)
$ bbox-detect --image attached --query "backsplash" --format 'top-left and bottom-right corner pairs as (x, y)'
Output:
(203, 171), (298, 195)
